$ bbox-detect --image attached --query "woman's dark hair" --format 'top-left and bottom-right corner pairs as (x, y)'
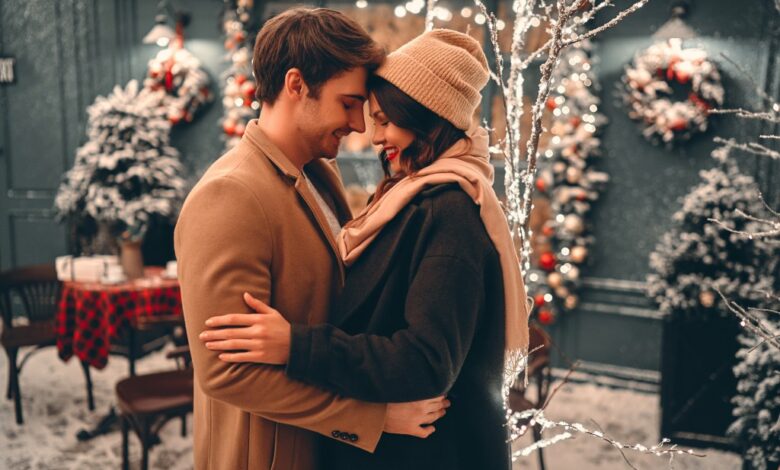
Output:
(369, 75), (468, 200)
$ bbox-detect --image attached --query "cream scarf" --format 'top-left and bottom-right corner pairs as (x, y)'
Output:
(337, 127), (530, 384)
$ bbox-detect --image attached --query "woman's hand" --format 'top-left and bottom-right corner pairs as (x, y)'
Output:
(199, 293), (291, 365)
(384, 397), (451, 438)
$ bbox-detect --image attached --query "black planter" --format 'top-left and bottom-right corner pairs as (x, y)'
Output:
(660, 312), (741, 451)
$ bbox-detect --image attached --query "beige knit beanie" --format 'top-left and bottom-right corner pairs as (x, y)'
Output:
(375, 29), (489, 131)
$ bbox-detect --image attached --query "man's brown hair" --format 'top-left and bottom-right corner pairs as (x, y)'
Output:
(253, 7), (385, 104)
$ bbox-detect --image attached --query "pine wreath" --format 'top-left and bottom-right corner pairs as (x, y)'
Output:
(144, 46), (213, 125)
(621, 38), (724, 146)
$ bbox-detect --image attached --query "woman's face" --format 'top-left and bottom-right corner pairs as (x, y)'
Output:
(368, 94), (415, 174)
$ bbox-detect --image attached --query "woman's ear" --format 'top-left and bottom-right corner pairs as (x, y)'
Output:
(283, 68), (308, 100)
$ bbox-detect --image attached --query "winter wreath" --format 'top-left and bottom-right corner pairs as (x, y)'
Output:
(621, 38), (724, 146)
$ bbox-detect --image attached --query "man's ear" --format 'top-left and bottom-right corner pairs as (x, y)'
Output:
(284, 68), (309, 100)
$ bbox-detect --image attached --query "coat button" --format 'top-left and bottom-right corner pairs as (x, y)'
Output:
(349, 434), (358, 442)
(331, 430), (340, 438)
(339, 432), (350, 440)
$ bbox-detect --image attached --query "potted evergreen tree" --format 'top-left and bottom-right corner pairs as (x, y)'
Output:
(55, 80), (186, 279)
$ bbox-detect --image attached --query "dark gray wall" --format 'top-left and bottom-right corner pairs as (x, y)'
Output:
(0, 0), (778, 385)
(544, 0), (779, 383)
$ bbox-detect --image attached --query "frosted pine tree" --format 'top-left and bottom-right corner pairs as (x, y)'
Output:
(707, 62), (780, 468)
(55, 80), (186, 250)
(647, 146), (777, 319)
(729, 311), (780, 470)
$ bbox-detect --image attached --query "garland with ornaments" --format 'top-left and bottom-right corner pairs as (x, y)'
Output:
(525, 39), (609, 325)
(621, 38), (724, 146)
(220, 0), (259, 151)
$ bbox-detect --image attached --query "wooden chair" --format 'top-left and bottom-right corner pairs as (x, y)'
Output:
(508, 323), (553, 470)
(0, 263), (94, 424)
(116, 316), (192, 470)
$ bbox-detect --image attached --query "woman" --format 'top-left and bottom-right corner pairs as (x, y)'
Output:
(199, 29), (530, 469)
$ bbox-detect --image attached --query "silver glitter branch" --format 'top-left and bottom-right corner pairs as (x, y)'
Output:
(510, 409), (707, 463)
(708, 200), (780, 240)
(517, 0), (613, 72)
(714, 137), (780, 160)
(716, 290), (780, 352)
(708, 66), (780, 240)
(561, 0), (651, 48)
(474, 0), (650, 281)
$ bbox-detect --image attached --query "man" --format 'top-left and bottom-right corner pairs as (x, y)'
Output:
(174, 7), (447, 470)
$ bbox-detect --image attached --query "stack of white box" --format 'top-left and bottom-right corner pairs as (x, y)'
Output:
(55, 255), (126, 284)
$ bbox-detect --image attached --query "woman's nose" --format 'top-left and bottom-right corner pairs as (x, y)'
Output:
(371, 128), (384, 146)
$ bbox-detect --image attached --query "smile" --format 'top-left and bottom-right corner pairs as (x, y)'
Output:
(384, 146), (400, 161)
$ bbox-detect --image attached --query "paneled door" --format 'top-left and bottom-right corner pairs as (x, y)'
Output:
(0, 0), (135, 269)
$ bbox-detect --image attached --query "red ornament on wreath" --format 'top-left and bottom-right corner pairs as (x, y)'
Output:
(621, 38), (724, 146)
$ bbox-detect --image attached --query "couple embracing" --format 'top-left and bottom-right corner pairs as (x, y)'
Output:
(175, 7), (530, 470)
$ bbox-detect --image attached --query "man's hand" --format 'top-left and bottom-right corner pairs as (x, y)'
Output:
(383, 396), (450, 438)
(199, 293), (291, 365)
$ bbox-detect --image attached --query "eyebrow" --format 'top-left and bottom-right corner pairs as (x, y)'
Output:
(371, 110), (386, 119)
(342, 94), (367, 102)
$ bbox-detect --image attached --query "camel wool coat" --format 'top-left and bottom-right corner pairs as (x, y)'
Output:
(174, 120), (387, 470)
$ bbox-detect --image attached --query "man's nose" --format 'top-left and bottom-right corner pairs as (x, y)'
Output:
(350, 109), (366, 134)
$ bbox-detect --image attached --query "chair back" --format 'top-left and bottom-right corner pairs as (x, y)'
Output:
(0, 264), (61, 329)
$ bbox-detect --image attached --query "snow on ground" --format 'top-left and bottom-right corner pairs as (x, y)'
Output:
(511, 381), (741, 470)
(1, 346), (741, 469)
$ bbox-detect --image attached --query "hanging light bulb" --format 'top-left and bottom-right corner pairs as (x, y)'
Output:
(143, 12), (176, 46)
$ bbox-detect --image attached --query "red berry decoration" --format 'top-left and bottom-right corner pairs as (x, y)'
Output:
(539, 252), (556, 271)
(538, 310), (554, 325)
(535, 178), (546, 192)
(223, 120), (237, 136)
(669, 119), (688, 132)
(534, 294), (546, 308)
(235, 74), (247, 86)
(546, 97), (557, 110)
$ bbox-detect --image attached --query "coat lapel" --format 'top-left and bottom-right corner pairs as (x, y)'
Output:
(244, 121), (349, 284)
(294, 176), (346, 283)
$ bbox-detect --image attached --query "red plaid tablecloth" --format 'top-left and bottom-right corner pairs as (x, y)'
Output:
(56, 268), (182, 369)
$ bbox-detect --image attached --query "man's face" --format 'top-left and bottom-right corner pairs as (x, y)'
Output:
(295, 67), (369, 159)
